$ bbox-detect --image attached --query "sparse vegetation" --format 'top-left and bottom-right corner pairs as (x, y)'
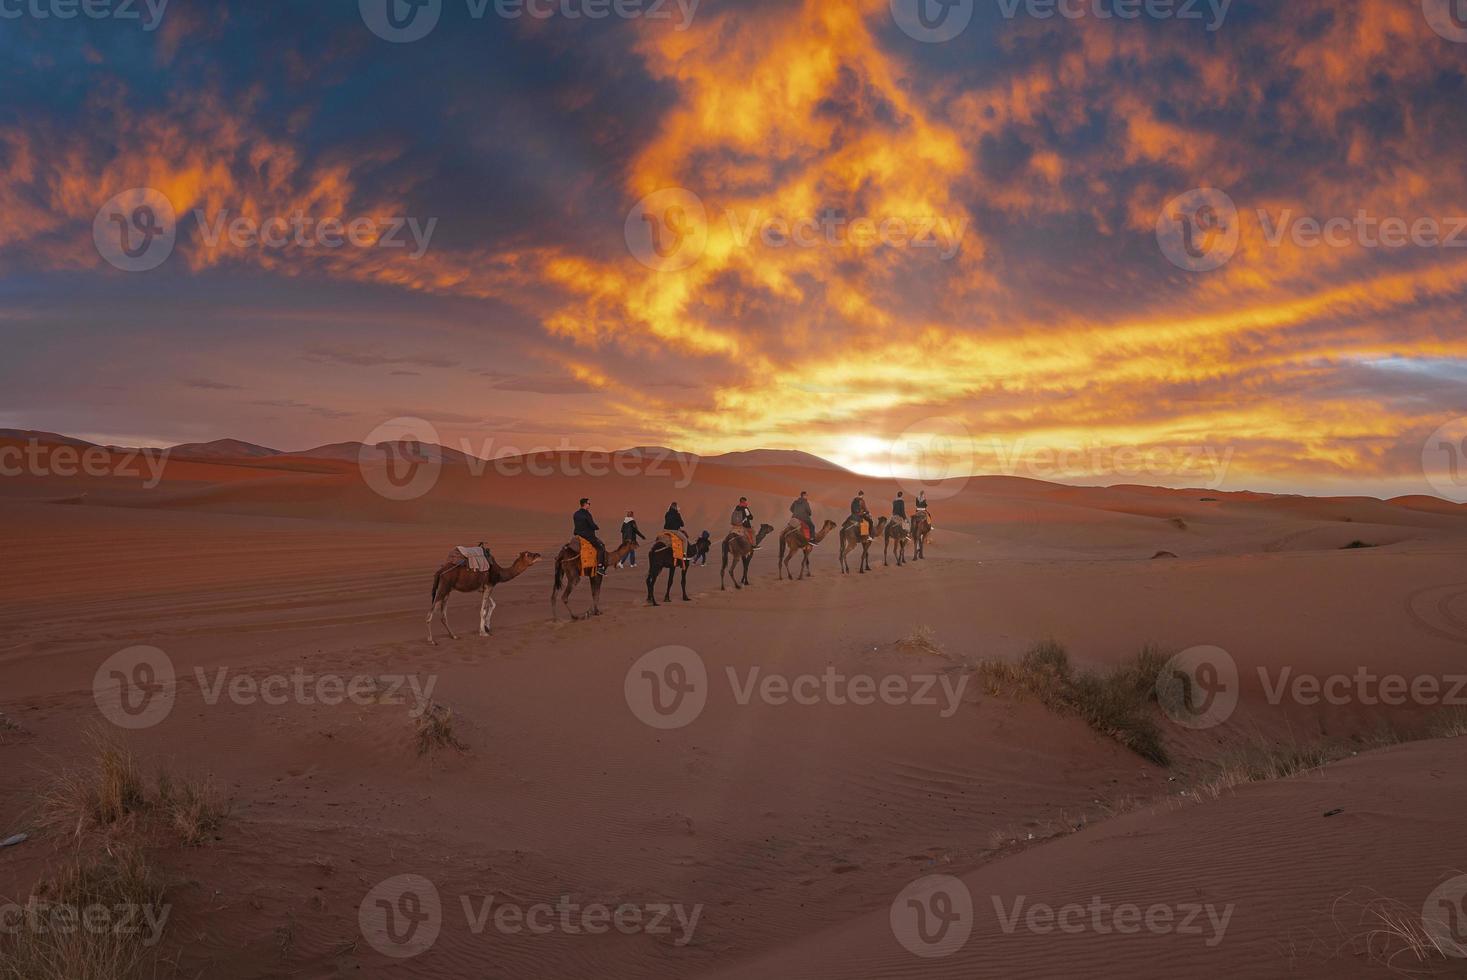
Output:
(40, 731), (226, 846)
(1186, 736), (1334, 800)
(154, 772), (227, 846)
(1168, 517), (1188, 531)
(1328, 885), (1465, 973)
(1341, 540), (1375, 550)
(415, 702), (468, 756)
(0, 846), (167, 980)
(1429, 707), (1467, 739)
(976, 641), (1170, 765)
(897, 625), (946, 658)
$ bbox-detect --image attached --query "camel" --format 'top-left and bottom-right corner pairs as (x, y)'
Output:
(777, 519), (839, 581)
(911, 512), (932, 560)
(884, 519), (910, 567)
(720, 523), (775, 591)
(427, 550), (542, 644)
(838, 515), (888, 575)
(645, 533), (712, 606)
(551, 538), (634, 621)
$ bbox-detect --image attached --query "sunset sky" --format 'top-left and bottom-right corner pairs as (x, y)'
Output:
(4, 0), (1467, 495)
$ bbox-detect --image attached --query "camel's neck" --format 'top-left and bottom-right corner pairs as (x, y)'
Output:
(495, 559), (532, 581)
(812, 525), (834, 543)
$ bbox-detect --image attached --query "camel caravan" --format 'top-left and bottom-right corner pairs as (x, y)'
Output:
(425, 490), (934, 641)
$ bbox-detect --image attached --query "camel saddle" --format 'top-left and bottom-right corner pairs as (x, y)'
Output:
(454, 546), (491, 572)
(785, 517), (812, 542)
(658, 531), (686, 563)
(575, 535), (598, 575)
(732, 524), (755, 546)
(858, 519), (871, 537)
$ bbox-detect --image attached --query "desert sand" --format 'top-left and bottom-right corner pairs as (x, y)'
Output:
(2, 431), (1466, 977)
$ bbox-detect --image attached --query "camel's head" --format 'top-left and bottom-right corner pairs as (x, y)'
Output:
(519, 550), (543, 566)
(756, 522), (775, 537)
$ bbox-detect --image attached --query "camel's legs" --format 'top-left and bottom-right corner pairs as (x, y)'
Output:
(679, 564), (690, 600)
(437, 593), (458, 639)
(590, 576), (603, 616)
(427, 594), (441, 645)
(479, 589), (496, 635)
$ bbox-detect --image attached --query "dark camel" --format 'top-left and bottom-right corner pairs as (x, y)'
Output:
(427, 550), (541, 644)
(720, 523), (775, 591)
(551, 539), (633, 621)
(645, 533), (712, 606)
(883, 519), (910, 567)
(911, 512), (932, 560)
(777, 519), (838, 581)
(838, 516), (888, 575)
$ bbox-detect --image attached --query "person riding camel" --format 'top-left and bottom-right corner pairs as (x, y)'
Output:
(731, 496), (755, 547)
(664, 501), (688, 544)
(790, 490), (815, 543)
(573, 497), (607, 572)
(914, 490), (931, 524)
(845, 490), (873, 533)
(892, 490), (908, 529)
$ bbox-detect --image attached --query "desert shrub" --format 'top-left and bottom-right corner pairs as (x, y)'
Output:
(416, 703), (468, 756)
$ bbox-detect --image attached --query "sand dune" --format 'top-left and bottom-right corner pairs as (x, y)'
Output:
(2, 435), (1465, 977)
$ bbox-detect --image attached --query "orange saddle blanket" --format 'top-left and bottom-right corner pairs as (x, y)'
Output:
(659, 531), (686, 562)
(576, 536), (597, 574)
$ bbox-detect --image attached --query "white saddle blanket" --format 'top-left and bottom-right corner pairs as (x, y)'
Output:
(456, 546), (491, 572)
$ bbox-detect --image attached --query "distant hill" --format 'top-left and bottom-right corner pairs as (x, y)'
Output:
(288, 440), (483, 464)
(169, 438), (280, 459)
(706, 449), (851, 472)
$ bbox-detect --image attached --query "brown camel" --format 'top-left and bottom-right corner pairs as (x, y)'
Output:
(720, 523), (775, 591)
(883, 519), (910, 567)
(911, 512), (932, 560)
(551, 538), (633, 621)
(777, 519), (838, 581)
(427, 550), (542, 644)
(839, 516), (888, 574)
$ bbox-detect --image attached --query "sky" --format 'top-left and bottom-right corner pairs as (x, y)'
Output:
(3, 0), (1467, 496)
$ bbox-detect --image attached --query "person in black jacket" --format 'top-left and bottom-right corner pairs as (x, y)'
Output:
(790, 491), (815, 542)
(892, 490), (907, 524)
(664, 501), (687, 544)
(573, 497), (607, 571)
(619, 509), (646, 568)
(845, 490), (871, 530)
(730, 496), (754, 545)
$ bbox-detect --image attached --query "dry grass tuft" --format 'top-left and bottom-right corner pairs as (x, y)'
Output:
(1186, 736), (1335, 801)
(1327, 885), (1464, 974)
(40, 731), (226, 847)
(154, 772), (227, 847)
(0, 846), (168, 980)
(415, 702), (468, 757)
(976, 641), (1170, 765)
(1428, 707), (1467, 739)
(897, 625), (946, 658)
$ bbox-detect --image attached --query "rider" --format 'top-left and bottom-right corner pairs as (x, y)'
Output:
(664, 500), (688, 544)
(846, 490), (872, 531)
(914, 490), (930, 525)
(790, 490), (815, 542)
(731, 496), (755, 546)
(573, 497), (607, 572)
(892, 490), (908, 528)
